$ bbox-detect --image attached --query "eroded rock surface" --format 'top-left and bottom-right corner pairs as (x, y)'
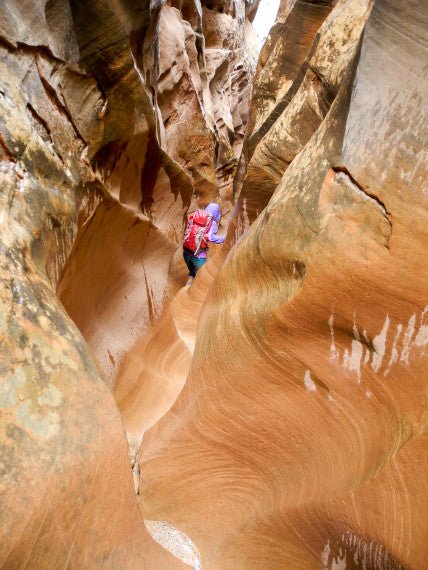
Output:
(1, 0), (427, 568)
(232, 0), (374, 232)
(0, 0), (257, 567)
(139, 1), (428, 568)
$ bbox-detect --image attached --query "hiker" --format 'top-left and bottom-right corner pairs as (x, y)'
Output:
(182, 202), (225, 286)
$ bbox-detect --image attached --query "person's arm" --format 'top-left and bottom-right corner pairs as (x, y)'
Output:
(206, 220), (225, 244)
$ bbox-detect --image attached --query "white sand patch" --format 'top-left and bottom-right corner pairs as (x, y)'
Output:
(304, 370), (317, 392)
(145, 520), (202, 569)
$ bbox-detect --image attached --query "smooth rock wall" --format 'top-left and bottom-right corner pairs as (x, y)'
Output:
(139, 0), (428, 567)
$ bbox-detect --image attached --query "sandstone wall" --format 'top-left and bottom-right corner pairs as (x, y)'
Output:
(1, 0), (427, 567)
(0, 2), (184, 565)
(0, 0), (256, 566)
(139, 0), (428, 568)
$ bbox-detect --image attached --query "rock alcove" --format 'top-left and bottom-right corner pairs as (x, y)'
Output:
(0, 0), (427, 568)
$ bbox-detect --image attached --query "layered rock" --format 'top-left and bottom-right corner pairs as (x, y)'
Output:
(2, 0), (427, 567)
(58, 0), (257, 414)
(232, 0), (374, 232)
(107, 0), (257, 442)
(139, 0), (428, 567)
(0, 19), (183, 570)
(0, 0), (257, 566)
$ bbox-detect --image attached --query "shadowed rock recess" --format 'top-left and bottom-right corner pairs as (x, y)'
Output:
(0, 0), (426, 568)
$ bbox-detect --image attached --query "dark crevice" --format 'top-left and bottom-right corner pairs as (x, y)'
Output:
(16, 41), (68, 66)
(307, 63), (336, 101)
(296, 204), (319, 234)
(143, 267), (155, 325)
(0, 36), (17, 52)
(92, 75), (108, 112)
(47, 213), (61, 228)
(139, 135), (162, 214)
(306, 369), (331, 397)
(0, 131), (16, 161)
(36, 65), (87, 146)
(156, 64), (175, 86)
(160, 149), (193, 210)
(26, 103), (53, 144)
(25, 104), (69, 167)
(358, 334), (376, 354)
(332, 166), (392, 223)
(332, 165), (368, 192)
(302, 0), (336, 6)
(194, 32), (204, 59)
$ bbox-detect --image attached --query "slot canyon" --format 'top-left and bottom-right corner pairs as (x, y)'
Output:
(0, 0), (427, 568)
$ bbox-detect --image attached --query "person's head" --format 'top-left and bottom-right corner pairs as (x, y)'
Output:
(205, 202), (221, 221)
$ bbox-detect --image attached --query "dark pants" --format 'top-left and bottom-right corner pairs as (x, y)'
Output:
(183, 253), (206, 277)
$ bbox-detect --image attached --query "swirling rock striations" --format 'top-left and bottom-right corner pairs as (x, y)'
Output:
(139, 1), (428, 568)
(58, 0), (257, 389)
(0, 0), (257, 567)
(1, 0), (427, 567)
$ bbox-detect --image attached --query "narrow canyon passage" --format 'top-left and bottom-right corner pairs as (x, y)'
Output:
(0, 0), (427, 569)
